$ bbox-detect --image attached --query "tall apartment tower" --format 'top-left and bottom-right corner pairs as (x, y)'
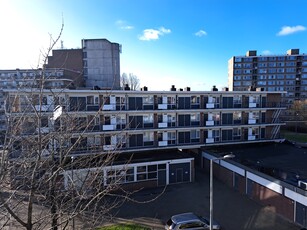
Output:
(82, 39), (121, 90)
(228, 49), (307, 110)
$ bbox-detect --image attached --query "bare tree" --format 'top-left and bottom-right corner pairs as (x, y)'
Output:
(0, 25), (134, 230)
(120, 73), (140, 91)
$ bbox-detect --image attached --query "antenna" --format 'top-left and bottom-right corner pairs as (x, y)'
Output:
(61, 40), (64, 49)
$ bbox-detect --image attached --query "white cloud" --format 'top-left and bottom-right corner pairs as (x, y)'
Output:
(139, 27), (171, 41)
(277, 25), (306, 36)
(116, 20), (134, 30)
(262, 50), (272, 55)
(195, 30), (207, 37)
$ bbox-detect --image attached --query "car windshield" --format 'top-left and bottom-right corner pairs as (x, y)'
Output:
(199, 216), (209, 225)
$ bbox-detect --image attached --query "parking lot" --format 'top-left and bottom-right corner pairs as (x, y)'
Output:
(113, 168), (301, 230)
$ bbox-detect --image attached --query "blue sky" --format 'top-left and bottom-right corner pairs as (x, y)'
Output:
(1, 0), (307, 91)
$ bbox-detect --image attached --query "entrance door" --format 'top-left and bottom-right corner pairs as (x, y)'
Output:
(296, 202), (307, 227)
(176, 168), (183, 183)
(158, 170), (166, 186)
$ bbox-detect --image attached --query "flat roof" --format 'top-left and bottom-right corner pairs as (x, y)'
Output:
(203, 141), (307, 186)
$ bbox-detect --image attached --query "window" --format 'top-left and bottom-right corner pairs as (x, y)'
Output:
(143, 96), (153, 104)
(259, 75), (267, 80)
(233, 112), (242, 124)
(258, 69), (267, 74)
(243, 63), (252, 68)
(243, 76), (252, 80)
(277, 75), (284, 79)
(287, 56), (296, 60)
(234, 76), (241, 80)
(258, 63), (267, 67)
(252, 127), (259, 138)
(191, 96), (200, 108)
(235, 57), (242, 62)
(167, 131), (176, 145)
(269, 57), (276, 61)
(213, 130), (220, 142)
(233, 128), (241, 140)
(143, 132), (154, 142)
(212, 113), (220, 124)
(277, 68), (284, 73)
(286, 62), (296, 67)
(258, 81), (266, 86)
(243, 57), (253, 62)
(268, 62), (276, 67)
(258, 57), (267, 61)
(233, 95), (242, 108)
(190, 113), (200, 126)
(143, 114), (153, 124)
(191, 130), (200, 139)
(286, 68), (296, 73)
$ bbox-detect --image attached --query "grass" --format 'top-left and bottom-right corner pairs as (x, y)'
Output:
(96, 223), (151, 230)
(282, 130), (307, 143)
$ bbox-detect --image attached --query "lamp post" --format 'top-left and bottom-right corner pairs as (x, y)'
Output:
(71, 156), (75, 230)
(209, 154), (235, 230)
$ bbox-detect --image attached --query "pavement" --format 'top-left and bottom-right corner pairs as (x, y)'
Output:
(111, 167), (301, 230)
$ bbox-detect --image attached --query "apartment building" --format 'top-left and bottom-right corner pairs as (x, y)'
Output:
(4, 88), (285, 189)
(5, 88), (285, 152)
(228, 49), (307, 118)
(46, 38), (121, 90)
(0, 68), (79, 135)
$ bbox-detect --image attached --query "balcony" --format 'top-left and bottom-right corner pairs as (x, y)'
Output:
(248, 119), (256, 124)
(249, 103), (256, 108)
(206, 138), (214, 143)
(158, 122), (167, 128)
(206, 120), (214, 126)
(102, 124), (116, 131)
(103, 145), (116, 151)
(102, 104), (116, 111)
(158, 141), (168, 146)
(36, 127), (50, 133)
(248, 135), (256, 141)
(35, 105), (53, 112)
(206, 103), (214, 109)
(158, 104), (167, 110)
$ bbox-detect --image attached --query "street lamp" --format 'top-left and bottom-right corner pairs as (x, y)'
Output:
(209, 154), (235, 230)
(71, 156), (75, 230)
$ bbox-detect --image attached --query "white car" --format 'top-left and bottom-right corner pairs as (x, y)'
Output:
(165, 212), (221, 230)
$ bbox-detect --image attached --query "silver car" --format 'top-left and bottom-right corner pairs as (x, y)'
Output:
(165, 212), (221, 230)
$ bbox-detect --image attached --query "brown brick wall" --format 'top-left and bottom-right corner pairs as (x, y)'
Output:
(252, 183), (294, 221)
(46, 49), (83, 72)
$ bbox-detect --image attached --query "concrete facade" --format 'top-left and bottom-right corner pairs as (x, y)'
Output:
(82, 39), (121, 90)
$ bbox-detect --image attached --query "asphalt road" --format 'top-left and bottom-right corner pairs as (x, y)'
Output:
(112, 168), (301, 230)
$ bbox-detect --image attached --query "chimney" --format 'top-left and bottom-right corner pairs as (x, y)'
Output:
(141, 86), (148, 91)
(185, 87), (191, 91)
(124, 84), (130, 91)
(170, 85), (176, 91)
(212, 85), (218, 91)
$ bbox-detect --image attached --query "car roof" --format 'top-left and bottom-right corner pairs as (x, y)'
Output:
(171, 212), (201, 224)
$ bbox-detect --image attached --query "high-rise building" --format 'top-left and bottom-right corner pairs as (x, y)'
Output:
(82, 39), (121, 90)
(228, 49), (307, 115)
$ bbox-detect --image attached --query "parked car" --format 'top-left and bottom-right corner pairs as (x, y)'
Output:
(165, 212), (221, 230)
